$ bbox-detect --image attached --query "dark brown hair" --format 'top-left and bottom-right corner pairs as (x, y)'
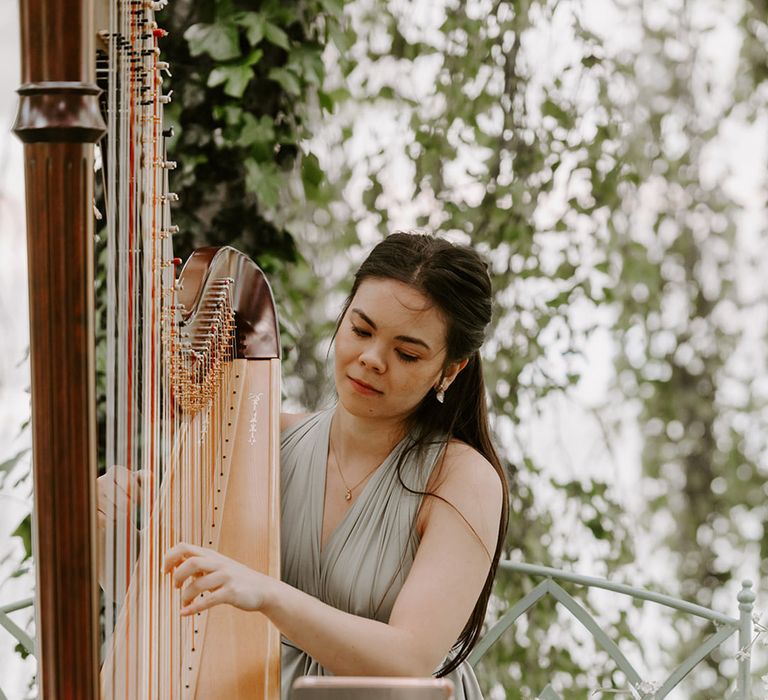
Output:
(339, 231), (510, 675)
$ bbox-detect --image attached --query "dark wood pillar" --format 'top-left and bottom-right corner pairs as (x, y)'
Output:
(12, 0), (105, 697)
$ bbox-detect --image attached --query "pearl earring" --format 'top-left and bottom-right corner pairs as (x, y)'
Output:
(435, 384), (445, 404)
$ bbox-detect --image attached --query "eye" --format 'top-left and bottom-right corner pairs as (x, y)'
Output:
(351, 324), (370, 338)
(396, 350), (419, 363)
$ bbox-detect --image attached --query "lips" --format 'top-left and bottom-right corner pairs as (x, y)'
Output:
(348, 376), (383, 395)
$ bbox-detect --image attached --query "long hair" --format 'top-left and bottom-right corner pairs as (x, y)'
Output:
(338, 232), (510, 675)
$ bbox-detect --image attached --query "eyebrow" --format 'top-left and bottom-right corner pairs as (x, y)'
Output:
(351, 308), (432, 350)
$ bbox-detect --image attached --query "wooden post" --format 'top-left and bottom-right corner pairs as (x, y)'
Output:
(12, 0), (105, 697)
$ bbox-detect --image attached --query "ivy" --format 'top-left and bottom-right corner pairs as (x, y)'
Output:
(184, 22), (240, 61)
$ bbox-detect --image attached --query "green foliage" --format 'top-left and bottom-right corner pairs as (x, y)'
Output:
(10, 518), (32, 564)
(0, 449), (28, 488)
(153, 0), (350, 400)
(160, 0), (339, 265)
(0, 425), (33, 686)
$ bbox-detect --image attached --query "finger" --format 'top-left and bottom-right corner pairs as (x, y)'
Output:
(134, 469), (154, 506)
(97, 492), (130, 516)
(173, 556), (216, 588)
(181, 588), (225, 617)
(106, 465), (134, 491)
(102, 467), (145, 514)
(181, 571), (226, 608)
(163, 542), (218, 573)
(136, 469), (154, 489)
(98, 478), (131, 512)
(167, 553), (216, 586)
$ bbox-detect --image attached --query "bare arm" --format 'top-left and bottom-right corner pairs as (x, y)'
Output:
(164, 443), (503, 676)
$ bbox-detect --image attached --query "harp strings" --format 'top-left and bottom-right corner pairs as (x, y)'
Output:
(101, 0), (243, 699)
(97, 0), (222, 698)
(99, 1), (238, 698)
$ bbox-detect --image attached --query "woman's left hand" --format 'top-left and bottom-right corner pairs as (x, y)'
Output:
(162, 543), (269, 616)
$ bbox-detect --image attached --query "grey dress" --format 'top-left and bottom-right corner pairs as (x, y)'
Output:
(280, 409), (484, 699)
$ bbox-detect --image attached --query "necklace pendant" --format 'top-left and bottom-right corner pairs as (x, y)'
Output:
(344, 489), (352, 501)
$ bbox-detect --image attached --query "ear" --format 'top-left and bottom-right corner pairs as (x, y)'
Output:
(436, 358), (469, 392)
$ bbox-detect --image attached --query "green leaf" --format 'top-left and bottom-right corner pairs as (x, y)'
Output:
(245, 161), (281, 208)
(318, 90), (334, 112)
(236, 11), (265, 46)
(581, 54), (601, 68)
(264, 21), (291, 51)
(541, 99), (572, 126)
(319, 0), (345, 19)
(289, 48), (324, 86)
(213, 104), (243, 126)
(268, 67), (301, 96)
(11, 515), (32, 562)
(0, 448), (28, 478)
(329, 23), (354, 54)
(328, 87), (350, 104)
(242, 48), (264, 67)
(546, 290), (572, 308)
(555, 261), (577, 279)
(10, 564), (29, 579)
(184, 22), (240, 61)
(208, 64), (254, 98)
(301, 152), (323, 194)
(237, 114), (275, 149)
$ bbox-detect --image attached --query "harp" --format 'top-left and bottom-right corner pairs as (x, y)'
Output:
(13, 0), (281, 697)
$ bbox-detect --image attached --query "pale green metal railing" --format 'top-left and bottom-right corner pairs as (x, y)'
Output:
(0, 563), (758, 699)
(0, 596), (35, 700)
(470, 561), (756, 699)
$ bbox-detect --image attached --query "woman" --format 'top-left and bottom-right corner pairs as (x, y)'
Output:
(163, 232), (510, 698)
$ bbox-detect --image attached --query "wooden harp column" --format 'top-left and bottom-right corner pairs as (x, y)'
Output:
(13, 0), (105, 697)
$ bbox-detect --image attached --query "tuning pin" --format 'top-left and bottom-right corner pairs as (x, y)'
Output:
(159, 90), (173, 104)
(159, 227), (179, 240)
(157, 61), (172, 77)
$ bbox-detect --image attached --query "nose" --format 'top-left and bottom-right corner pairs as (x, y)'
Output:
(359, 343), (386, 373)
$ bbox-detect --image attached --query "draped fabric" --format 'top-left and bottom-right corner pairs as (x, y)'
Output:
(279, 409), (484, 700)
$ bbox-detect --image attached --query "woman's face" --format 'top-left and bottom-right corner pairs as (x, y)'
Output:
(334, 277), (458, 424)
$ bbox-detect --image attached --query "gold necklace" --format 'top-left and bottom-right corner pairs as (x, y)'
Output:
(329, 436), (380, 502)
